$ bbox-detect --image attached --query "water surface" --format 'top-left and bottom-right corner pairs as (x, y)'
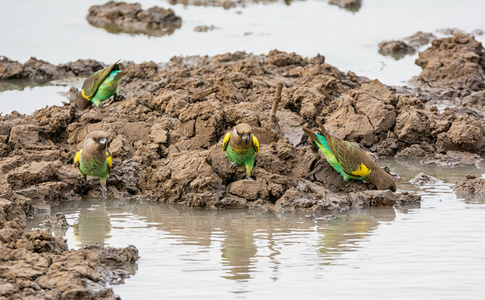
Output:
(29, 160), (485, 299)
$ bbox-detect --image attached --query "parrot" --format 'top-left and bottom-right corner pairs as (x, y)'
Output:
(222, 123), (260, 180)
(74, 131), (112, 198)
(79, 60), (128, 108)
(302, 125), (397, 191)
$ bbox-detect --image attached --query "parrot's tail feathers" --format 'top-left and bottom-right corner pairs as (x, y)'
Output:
(317, 124), (330, 139)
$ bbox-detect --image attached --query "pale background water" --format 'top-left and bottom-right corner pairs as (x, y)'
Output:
(4, 0), (485, 298)
(1, 0), (485, 113)
(28, 159), (485, 299)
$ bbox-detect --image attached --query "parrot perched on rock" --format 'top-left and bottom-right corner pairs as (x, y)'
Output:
(79, 60), (128, 108)
(74, 131), (112, 198)
(302, 125), (397, 191)
(222, 123), (260, 180)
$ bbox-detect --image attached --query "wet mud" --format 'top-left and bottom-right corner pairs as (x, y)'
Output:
(87, 1), (182, 37)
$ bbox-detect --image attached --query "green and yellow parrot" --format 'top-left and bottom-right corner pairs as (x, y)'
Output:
(222, 123), (260, 180)
(74, 131), (112, 198)
(302, 125), (396, 191)
(80, 60), (128, 108)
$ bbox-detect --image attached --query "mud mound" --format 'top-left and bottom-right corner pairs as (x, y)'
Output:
(87, 1), (182, 36)
(378, 31), (435, 59)
(0, 198), (138, 299)
(329, 0), (362, 11)
(412, 33), (485, 92)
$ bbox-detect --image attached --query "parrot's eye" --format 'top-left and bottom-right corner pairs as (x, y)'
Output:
(93, 137), (98, 142)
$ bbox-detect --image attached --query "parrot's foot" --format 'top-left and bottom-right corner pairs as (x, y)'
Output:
(100, 184), (107, 199)
(230, 162), (238, 168)
(78, 175), (86, 184)
(101, 98), (114, 108)
(114, 94), (125, 102)
(245, 176), (254, 181)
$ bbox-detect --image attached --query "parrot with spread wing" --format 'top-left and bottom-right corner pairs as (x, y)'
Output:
(302, 125), (396, 191)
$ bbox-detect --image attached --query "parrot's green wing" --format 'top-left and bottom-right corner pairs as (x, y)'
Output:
(74, 149), (82, 168)
(327, 137), (372, 178)
(81, 60), (121, 100)
(252, 135), (259, 153)
(222, 132), (231, 151)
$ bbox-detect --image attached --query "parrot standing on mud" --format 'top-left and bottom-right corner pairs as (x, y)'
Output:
(222, 123), (260, 180)
(79, 60), (128, 108)
(302, 125), (397, 191)
(74, 131), (112, 198)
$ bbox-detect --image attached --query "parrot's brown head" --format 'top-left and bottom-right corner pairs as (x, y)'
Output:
(233, 123), (253, 145)
(370, 169), (397, 192)
(84, 131), (109, 152)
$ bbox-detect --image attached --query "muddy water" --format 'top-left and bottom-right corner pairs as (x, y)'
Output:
(1, 0), (485, 114)
(28, 159), (485, 299)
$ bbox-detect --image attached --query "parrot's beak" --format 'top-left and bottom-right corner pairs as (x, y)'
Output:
(242, 133), (250, 144)
(99, 137), (107, 146)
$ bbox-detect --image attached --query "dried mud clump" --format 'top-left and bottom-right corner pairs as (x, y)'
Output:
(454, 174), (485, 197)
(87, 1), (182, 36)
(413, 33), (485, 92)
(0, 198), (139, 299)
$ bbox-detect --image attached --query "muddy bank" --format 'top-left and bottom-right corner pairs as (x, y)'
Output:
(87, 1), (182, 36)
(0, 198), (138, 299)
(0, 56), (105, 82)
(0, 50), (430, 215)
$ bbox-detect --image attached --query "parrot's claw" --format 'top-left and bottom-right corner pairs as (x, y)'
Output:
(230, 162), (238, 168)
(114, 94), (125, 102)
(100, 184), (107, 199)
(245, 176), (254, 181)
(78, 175), (86, 184)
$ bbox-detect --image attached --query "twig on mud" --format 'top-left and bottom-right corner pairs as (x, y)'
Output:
(191, 87), (219, 102)
(269, 82), (283, 124)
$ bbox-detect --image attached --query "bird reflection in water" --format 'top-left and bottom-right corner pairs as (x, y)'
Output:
(72, 202), (111, 247)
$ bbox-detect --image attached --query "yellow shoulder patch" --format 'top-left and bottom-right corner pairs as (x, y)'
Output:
(252, 134), (260, 153)
(81, 88), (90, 100)
(351, 163), (371, 177)
(106, 151), (112, 169)
(222, 132), (231, 151)
(74, 149), (82, 167)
